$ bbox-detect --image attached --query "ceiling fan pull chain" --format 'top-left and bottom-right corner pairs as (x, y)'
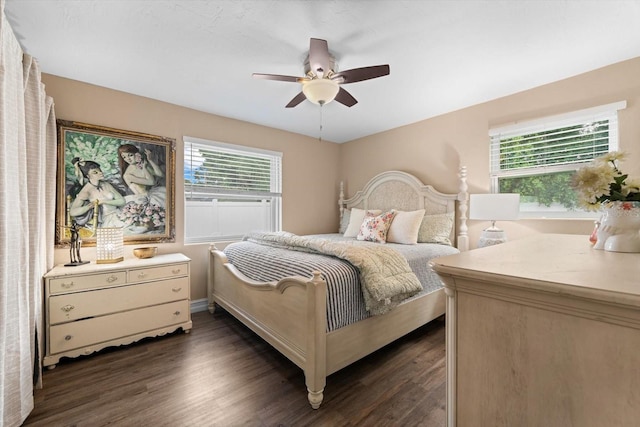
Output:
(319, 104), (324, 142)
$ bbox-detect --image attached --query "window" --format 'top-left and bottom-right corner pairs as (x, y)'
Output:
(489, 101), (626, 218)
(183, 137), (282, 243)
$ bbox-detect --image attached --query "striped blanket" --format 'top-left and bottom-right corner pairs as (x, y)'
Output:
(242, 231), (423, 316)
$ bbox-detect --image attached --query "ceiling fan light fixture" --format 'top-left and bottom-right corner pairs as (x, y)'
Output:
(302, 78), (339, 105)
(254, 38), (389, 108)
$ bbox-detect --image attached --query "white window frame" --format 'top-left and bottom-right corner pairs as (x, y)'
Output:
(183, 136), (282, 243)
(488, 101), (626, 219)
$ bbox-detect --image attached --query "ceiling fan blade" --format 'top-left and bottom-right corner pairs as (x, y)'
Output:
(309, 38), (331, 78)
(334, 87), (358, 107)
(252, 73), (303, 83)
(285, 92), (307, 108)
(332, 65), (390, 84)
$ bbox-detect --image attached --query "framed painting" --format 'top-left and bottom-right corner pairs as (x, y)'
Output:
(55, 120), (176, 247)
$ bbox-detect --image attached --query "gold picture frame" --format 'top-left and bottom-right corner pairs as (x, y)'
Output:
(55, 120), (176, 247)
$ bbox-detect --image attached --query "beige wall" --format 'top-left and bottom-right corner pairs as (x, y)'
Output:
(44, 56), (640, 300)
(44, 75), (342, 301)
(340, 57), (640, 247)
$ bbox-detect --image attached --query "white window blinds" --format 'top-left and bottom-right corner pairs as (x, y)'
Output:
(184, 137), (282, 200)
(183, 136), (282, 243)
(487, 101), (626, 218)
(489, 101), (626, 178)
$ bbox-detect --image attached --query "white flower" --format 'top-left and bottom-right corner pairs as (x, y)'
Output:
(571, 151), (640, 210)
(622, 177), (640, 196)
(572, 163), (616, 206)
(597, 151), (626, 164)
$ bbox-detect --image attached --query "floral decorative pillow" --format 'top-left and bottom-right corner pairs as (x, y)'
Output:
(343, 208), (382, 237)
(417, 212), (454, 245)
(357, 210), (397, 243)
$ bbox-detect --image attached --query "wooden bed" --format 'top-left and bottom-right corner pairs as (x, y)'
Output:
(208, 168), (469, 409)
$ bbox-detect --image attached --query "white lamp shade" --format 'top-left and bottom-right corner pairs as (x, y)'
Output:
(302, 79), (339, 105)
(469, 193), (520, 221)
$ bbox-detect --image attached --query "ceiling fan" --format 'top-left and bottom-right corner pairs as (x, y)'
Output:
(253, 38), (390, 108)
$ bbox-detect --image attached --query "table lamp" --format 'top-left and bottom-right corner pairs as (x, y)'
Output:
(96, 227), (124, 263)
(469, 193), (520, 248)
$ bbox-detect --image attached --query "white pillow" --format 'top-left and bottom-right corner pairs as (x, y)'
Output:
(356, 210), (397, 243)
(386, 209), (426, 244)
(343, 208), (382, 237)
(417, 212), (454, 245)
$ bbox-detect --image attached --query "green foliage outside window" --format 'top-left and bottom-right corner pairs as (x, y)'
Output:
(495, 120), (610, 210)
(499, 172), (578, 208)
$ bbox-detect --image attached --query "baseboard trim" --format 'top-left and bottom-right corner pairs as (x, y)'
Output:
(190, 298), (209, 313)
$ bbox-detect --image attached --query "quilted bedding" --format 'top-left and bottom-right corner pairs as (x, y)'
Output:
(223, 233), (459, 331)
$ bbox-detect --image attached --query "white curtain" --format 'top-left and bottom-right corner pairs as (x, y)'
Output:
(0, 0), (56, 425)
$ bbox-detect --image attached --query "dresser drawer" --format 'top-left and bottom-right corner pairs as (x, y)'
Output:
(44, 253), (192, 368)
(128, 262), (189, 283)
(49, 277), (189, 324)
(49, 300), (190, 354)
(49, 271), (127, 294)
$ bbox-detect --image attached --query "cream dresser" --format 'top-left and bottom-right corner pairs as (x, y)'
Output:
(44, 253), (192, 368)
(431, 234), (640, 427)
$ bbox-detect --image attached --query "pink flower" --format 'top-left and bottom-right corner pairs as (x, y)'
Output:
(118, 201), (165, 229)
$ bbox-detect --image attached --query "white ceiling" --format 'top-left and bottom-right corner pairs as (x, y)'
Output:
(5, 0), (640, 143)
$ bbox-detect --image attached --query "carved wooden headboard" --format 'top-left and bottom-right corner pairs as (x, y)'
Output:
(339, 167), (469, 251)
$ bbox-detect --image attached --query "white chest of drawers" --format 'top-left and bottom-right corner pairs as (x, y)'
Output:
(43, 253), (192, 368)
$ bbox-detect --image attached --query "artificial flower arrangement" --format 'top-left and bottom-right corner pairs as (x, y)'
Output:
(571, 151), (640, 211)
(118, 200), (166, 229)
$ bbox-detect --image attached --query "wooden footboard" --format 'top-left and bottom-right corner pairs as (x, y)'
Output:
(208, 244), (446, 409)
(208, 245), (328, 408)
(325, 287), (445, 375)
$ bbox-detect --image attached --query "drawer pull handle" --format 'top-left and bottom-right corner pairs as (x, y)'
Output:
(138, 272), (146, 279)
(106, 275), (118, 283)
(172, 268), (181, 274)
(61, 304), (75, 313)
(61, 281), (74, 289)
(65, 335), (72, 341)
(172, 287), (182, 293)
(173, 311), (181, 316)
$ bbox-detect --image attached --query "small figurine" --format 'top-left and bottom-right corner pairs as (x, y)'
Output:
(589, 219), (600, 245)
(64, 221), (89, 266)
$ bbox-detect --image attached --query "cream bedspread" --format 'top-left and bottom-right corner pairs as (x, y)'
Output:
(243, 231), (423, 315)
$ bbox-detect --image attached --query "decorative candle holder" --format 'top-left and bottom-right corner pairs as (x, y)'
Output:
(96, 227), (124, 264)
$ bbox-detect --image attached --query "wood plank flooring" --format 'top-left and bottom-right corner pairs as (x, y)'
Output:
(24, 309), (446, 427)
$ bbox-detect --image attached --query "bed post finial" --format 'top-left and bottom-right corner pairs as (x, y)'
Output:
(457, 166), (469, 252)
(339, 181), (345, 221)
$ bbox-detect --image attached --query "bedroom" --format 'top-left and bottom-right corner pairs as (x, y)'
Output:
(3, 1), (640, 426)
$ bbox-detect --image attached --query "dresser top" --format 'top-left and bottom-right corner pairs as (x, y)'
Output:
(432, 234), (640, 307)
(45, 253), (190, 278)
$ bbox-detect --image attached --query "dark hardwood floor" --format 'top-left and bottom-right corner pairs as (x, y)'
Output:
(24, 309), (446, 427)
